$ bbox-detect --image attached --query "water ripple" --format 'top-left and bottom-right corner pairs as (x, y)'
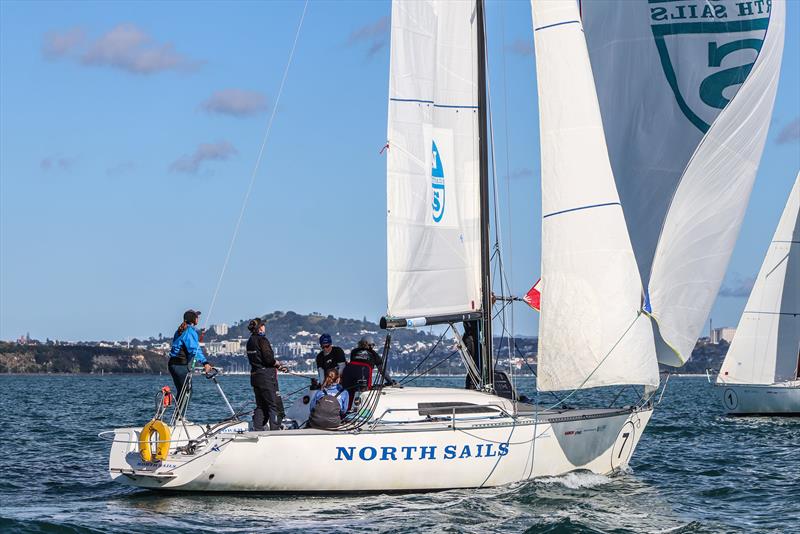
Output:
(0, 375), (797, 533)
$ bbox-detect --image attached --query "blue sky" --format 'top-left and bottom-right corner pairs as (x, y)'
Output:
(1, 0), (798, 342)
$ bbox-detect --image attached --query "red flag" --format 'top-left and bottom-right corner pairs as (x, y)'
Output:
(523, 278), (541, 312)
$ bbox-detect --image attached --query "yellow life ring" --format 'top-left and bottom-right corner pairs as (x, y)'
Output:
(139, 419), (171, 462)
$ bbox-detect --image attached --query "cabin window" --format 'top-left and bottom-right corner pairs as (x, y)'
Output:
(417, 402), (497, 416)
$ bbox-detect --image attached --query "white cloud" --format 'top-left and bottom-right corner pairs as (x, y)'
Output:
(44, 23), (200, 75)
(346, 17), (389, 58)
(42, 27), (85, 59)
(201, 89), (268, 117)
(40, 156), (74, 172)
(776, 117), (800, 145)
(169, 142), (237, 174)
(719, 274), (755, 298)
(508, 39), (534, 56)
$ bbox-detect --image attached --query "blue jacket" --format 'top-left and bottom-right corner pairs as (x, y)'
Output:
(309, 384), (349, 416)
(169, 326), (207, 365)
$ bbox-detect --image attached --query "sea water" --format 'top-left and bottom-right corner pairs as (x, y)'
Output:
(0, 374), (796, 533)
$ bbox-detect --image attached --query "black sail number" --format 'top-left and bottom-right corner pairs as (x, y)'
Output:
(617, 432), (630, 459)
(611, 421), (636, 471)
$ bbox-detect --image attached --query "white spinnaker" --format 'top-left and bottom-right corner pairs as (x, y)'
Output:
(719, 174), (800, 385)
(386, 0), (481, 319)
(582, 0), (785, 365)
(531, 0), (659, 392)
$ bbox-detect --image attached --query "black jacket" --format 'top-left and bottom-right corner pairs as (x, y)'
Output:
(342, 347), (391, 390)
(349, 347), (383, 368)
(247, 333), (277, 372)
(316, 346), (346, 372)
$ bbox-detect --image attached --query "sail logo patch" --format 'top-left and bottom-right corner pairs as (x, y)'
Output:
(648, 0), (769, 133)
(431, 140), (445, 223)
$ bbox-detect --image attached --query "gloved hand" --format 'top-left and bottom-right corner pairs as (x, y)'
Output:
(277, 365), (289, 373)
(310, 378), (321, 390)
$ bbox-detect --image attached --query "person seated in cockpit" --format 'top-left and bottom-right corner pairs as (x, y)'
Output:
(341, 336), (394, 409)
(308, 369), (349, 429)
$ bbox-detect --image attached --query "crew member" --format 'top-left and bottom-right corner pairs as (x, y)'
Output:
(308, 368), (349, 427)
(246, 318), (288, 431)
(168, 309), (213, 399)
(315, 333), (346, 383)
(341, 336), (393, 407)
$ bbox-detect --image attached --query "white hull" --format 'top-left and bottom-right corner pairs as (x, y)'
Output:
(108, 387), (653, 492)
(715, 382), (800, 416)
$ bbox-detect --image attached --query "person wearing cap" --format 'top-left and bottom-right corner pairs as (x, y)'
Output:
(315, 333), (346, 384)
(168, 309), (213, 399)
(341, 336), (394, 408)
(246, 318), (288, 431)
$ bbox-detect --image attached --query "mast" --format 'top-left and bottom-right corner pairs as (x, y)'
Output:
(476, 0), (493, 388)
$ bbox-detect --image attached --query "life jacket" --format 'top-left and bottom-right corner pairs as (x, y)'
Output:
(309, 388), (344, 430)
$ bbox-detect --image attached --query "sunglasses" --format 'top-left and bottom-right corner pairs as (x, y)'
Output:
(322, 344), (332, 348)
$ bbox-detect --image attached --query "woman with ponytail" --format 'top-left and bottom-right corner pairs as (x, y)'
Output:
(246, 317), (288, 431)
(168, 309), (212, 398)
(308, 368), (349, 428)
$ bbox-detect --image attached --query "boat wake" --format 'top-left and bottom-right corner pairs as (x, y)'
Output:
(536, 471), (614, 490)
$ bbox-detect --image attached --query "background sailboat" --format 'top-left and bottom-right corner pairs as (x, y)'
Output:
(715, 173), (799, 415)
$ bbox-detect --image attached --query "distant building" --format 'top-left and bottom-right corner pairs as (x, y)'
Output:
(204, 338), (245, 356)
(711, 327), (736, 344)
(213, 323), (229, 336)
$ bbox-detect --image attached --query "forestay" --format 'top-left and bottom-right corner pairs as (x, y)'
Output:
(531, 0), (659, 392)
(581, 0), (785, 365)
(386, 1), (482, 320)
(719, 174), (800, 385)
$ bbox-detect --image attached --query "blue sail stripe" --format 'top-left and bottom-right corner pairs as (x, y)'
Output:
(742, 311), (799, 316)
(390, 98), (478, 110)
(543, 202), (621, 219)
(534, 20), (580, 32)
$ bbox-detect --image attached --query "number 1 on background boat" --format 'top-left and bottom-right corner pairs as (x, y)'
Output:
(104, 0), (785, 491)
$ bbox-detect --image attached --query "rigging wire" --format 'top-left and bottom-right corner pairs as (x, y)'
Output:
(482, 5), (519, 407)
(398, 326), (452, 384)
(402, 350), (460, 384)
(203, 0), (310, 329)
(498, 0), (518, 411)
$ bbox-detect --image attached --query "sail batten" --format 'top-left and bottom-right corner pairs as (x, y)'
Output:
(386, 0), (482, 321)
(531, 0), (659, 392)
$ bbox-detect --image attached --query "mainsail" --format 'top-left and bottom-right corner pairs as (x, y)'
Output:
(719, 174), (800, 385)
(386, 1), (482, 320)
(531, 0), (659, 391)
(581, 0), (786, 365)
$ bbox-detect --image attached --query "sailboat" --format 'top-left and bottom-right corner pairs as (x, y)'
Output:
(104, 0), (785, 491)
(714, 173), (799, 415)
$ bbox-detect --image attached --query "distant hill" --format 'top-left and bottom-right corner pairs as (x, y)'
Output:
(1, 310), (730, 376)
(675, 340), (729, 374)
(0, 342), (167, 374)
(205, 310), (440, 349)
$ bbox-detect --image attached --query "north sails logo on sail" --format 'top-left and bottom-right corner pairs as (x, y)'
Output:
(649, 0), (771, 132)
(431, 140), (445, 223)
